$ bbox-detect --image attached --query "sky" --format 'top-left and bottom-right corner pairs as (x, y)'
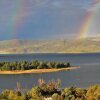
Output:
(0, 0), (100, 40)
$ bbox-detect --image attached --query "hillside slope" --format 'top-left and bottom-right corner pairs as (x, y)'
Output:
(0, 37), (100, 54)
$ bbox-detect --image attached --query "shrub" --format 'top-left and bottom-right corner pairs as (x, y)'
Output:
(52, 93), (58, 100)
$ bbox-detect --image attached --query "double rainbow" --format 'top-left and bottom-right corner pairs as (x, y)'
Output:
(8, 0), (99, 39)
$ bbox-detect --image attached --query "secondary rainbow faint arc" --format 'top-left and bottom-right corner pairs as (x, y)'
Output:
(77, 0), (99, 39)
(11, 0), (28, 38)
(11, 0), (49, 39)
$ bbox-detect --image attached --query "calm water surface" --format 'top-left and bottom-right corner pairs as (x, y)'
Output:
(0, 53), (100, 91)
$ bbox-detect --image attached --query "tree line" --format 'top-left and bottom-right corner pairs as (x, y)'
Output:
(0, 60), (71, 71)
(0, 79), (100, 100)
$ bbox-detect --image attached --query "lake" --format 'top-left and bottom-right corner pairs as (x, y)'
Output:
(0, 53), (100, 92)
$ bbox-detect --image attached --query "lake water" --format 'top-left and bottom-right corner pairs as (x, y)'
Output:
(0, 53), (100, 92)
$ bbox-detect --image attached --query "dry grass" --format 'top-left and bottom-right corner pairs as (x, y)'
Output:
(0, 67), (80, 74)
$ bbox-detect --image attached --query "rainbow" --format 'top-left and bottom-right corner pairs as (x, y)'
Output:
(77, 0), (99, 39)
(6, 0), (99, 39)
(10, 0), (49, 39)
(10, 0), (29, 39)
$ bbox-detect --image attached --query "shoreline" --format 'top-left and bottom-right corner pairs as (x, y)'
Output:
(0, 52), (100, 55)
(0, 52), (99, 58)
(0, 67), (80, 74)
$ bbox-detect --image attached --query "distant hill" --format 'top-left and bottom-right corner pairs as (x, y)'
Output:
(0, 37), (100, 54)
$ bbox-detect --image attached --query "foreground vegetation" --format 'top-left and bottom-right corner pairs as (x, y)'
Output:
(0, 60), (70, 71)
(0, 79), (100, 100)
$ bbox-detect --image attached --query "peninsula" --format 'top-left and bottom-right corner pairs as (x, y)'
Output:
(0, 60), (79, 74)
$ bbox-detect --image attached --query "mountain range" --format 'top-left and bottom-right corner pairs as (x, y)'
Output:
(0, 37), (100, 54)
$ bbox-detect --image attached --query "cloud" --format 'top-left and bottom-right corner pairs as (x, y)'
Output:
(88, 1), (100, 11)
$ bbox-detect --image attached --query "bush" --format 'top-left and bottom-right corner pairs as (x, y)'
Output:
(0, 80), (100, 100)
(52, 93), (58, 100)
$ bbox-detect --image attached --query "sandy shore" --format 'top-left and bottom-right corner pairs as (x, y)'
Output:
(0, 67), (80, 74)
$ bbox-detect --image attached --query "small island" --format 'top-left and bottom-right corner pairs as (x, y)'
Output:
(0, 60), (79, 74)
